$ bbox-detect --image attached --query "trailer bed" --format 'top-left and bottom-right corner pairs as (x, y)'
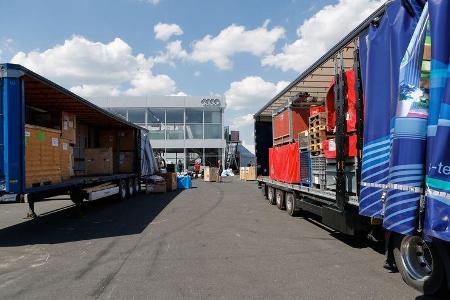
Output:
(26, 174), (135, 194)
(257, 176), (359, 207)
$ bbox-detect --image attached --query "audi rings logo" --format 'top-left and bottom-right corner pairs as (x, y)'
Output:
(201, 98), (221, 106)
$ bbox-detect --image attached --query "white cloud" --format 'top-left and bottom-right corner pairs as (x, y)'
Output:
(194, 71), (201, 77)
(169, 91), (188, 96)
(153, 40), (188, 65)
(124, 71), (176, 96)
(11, 35), (182, 97)
(230, 113), (254, 129)
(70, 84), (121, 97)
(154, 23), (184, 41)
(262, 0), (384, 72)
(190, 24), (285, 70)
(225, 76), (289, 111)
(142, 0), (160, 5)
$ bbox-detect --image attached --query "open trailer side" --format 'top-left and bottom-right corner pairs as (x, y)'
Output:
(254, 0), (450, 295)
(0, 63), (152, 214)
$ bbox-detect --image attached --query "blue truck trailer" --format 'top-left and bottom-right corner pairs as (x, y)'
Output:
(0, 63), (155, 216)
(255, 0), (450, 295)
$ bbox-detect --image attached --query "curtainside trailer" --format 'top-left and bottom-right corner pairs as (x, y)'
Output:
(0, 63), (156, 217)
(254, 0), (450, 295)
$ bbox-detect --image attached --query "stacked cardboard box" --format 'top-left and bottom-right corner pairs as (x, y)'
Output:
(25, 125), (62, 188)
(85, 148), (114, 175)
(146, 182), (166, 193)
(162, 172), (177, 191)
(119, 152), (135, 173)
(240, 167), (257, 181)
(60, 138), (74, 181)
(61, 111), (76, 144)
(204, 167), (218, 182)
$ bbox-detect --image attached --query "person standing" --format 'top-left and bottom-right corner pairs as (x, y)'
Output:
(176, 159), (183, 173)
(216, 160), (223, 183)
(194, 161), (201, 178)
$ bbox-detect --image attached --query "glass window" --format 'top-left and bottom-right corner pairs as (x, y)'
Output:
(186, 108), (203, 123)
(148, 108), (165, 124)
(187, 148), (203, 170)
(205, 148), (221, 167)
(166, 124), (184, 139)
(166, 108), (184, 123)
(185, 124), (203, 139)
(148, 124), (165, 139)
(165, 149), (185, 167)
(204, 109), (221, 123)
(204, 124), (222, 139)
(109, 108), (127, 120)
(127, 108), (146, 124)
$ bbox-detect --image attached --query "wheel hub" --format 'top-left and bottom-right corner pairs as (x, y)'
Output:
(400, 235), (433, 281)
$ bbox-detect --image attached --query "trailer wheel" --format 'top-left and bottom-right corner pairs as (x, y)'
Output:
(267, 187), (276, 205)
(393, 234), (445, 295)
(118, 180), (127, 201)
(127, 179), (134, 198)
(133, 178), (140, 195)
(276, 190), (285, 210)
(286, 193), (298, 216)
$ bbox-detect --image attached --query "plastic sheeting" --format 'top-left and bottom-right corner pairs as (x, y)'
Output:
(384, 4), (429, 235)
(140, 130), (158, 177)
(424, 0), (450, 241)
(359, 0), (423, 219)
(177, 176), (192, 189)
(269, 142), (300, 184)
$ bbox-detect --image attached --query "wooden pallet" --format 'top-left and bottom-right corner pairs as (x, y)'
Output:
(309, 112), (327, 128)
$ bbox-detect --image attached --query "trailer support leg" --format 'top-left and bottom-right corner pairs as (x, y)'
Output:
(26, 194), (37, 219)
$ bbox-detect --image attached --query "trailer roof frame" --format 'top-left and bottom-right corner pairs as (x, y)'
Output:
(254, 3), (387, 118)
(0, 63), (147, 131)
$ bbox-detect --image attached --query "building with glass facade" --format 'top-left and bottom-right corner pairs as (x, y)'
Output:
(91, 96), (226, 171)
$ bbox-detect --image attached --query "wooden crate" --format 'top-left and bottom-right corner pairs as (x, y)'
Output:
(161, 172), (177, 191)
(85, 148), (114, 175)
(60, 138), (74, 181)
(246, 166), (257, 181)
(25, 125), (62, 188)
(204, 167), (219, 182)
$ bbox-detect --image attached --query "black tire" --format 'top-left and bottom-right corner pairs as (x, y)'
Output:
(276, 190), (285, 210)
(118, 180), (127, 201)
(268, 187), (276, 205)
(127, 179), (134, 198)
(133, 178), (141, 195)
(286, 193), (298, 216)
(70, 190), (85, 205)
(393, 234), (445, 295)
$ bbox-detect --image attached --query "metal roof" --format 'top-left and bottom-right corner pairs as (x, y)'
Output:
(254, 3), (387, 118)
(0, 63), (147, 131)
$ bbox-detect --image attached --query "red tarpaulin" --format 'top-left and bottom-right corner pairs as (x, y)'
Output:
(326, 69), (356, 133)
(323, 134), (357, 159)
(269, 142), (300, 183)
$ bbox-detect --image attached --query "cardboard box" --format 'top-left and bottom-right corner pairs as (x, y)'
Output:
(25, 125), (62, 188)
(119, 151), (135, 173)
(204, 167), (218, 182)
(60, 138), (74, 181)
(118, 129), (135, 151)
(240, 167), (246, 180)
(146, 182), (166, 193)
(161, 172), (177, 191)
(246, 166), (257, 181)
(85, 148), (114, 175)
(61, 111), (76, 143)
(99, 129), (117, 149)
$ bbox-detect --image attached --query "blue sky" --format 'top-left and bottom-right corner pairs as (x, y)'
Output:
(0, 0), (384, 152)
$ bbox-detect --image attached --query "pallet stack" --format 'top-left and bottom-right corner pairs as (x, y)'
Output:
(308, 112), (328, 155)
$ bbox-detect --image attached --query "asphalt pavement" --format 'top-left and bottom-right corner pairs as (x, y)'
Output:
(0, 177), (431, 299)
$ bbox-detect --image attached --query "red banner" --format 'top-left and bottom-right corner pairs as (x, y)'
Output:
(269, 142), (300, 183)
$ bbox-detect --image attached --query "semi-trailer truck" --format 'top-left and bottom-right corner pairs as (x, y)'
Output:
(0, 63), (157, 216)
(255, 0), (450, 295)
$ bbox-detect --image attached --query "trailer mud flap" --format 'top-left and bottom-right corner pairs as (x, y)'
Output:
(322, 206), (357, 236)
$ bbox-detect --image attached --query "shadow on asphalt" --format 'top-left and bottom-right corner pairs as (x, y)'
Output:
(296, 211), (385, 254)
(0, 190), (181, 247)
